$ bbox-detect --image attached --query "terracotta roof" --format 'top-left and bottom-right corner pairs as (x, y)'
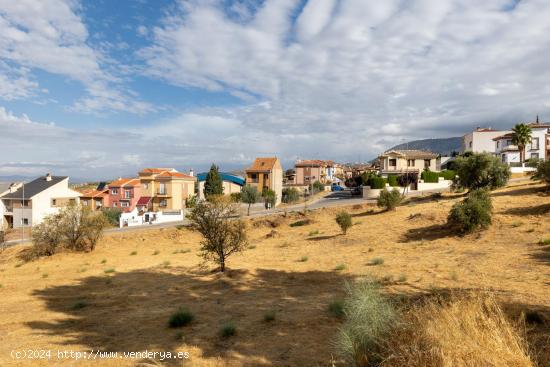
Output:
(246, 157), (279, 172)
(109, 178), (140, 187)
(156, 171), (195, 180)
(527, 122), (550, 128)
(492, 133), (514, 141)
(139, 168), (175, 174)
(80, 189), (108, 198)
(295, 159), (335, 167)
(380, 149), (438, 159)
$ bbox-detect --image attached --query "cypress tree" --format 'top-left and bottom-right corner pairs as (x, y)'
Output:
(204, 164), (224, 199)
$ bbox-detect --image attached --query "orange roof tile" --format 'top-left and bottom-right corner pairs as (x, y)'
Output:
(156, 171), (196, 180)
(109, 177), (140, 187)
(246, 157), (279, 172)
(139, 168), (175, 174)
(79, 189), (109, 198)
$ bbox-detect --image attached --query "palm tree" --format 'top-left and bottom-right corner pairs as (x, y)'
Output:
(511, 123), (532, 163)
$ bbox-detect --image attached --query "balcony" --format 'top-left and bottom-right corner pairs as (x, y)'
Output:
(156, 190), (171, 197)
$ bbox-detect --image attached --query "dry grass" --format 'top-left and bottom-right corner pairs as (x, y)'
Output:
(0, 181), (548, 366)
(383, 293), (534, 367)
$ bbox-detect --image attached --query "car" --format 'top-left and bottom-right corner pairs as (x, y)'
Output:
(331, 184), (344, 192)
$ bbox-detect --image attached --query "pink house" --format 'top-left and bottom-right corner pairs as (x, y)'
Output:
(108, 178), (141, 212)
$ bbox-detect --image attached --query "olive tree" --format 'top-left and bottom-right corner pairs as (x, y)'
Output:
(241, 185), (260, 215)
(452, 153), (510, 191)
(532, 159), (550, 187)
(189, 197), (248, 272)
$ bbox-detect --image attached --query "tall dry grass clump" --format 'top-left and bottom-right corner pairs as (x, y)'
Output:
(382, 293), (534, 367)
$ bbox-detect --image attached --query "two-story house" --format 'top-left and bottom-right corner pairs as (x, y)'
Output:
(79, 188), (110, 211)
(462, 127), (510, 154)
(0, 174), (81, 229)
(245, 157), (283, 205)
(527, 121), (550, 161)
(379, 150), (438, 177)
(493, 133), (520, 165)
(108, 178), (141, 212)
(138, 168), (196, 212)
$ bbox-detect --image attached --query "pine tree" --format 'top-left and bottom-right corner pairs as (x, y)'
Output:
(204, 164), (224, 199)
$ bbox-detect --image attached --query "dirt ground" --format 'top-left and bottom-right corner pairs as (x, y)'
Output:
(0, 181), (549, 366)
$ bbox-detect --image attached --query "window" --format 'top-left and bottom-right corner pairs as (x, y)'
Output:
(82, 200), (89, 206)
(124, 190), (131, 199)
(143, 183), (148, 189)
(407, 159), (415, 167)
(160, 199), (167, 207)
(22, 218), (28, 226)
(496, 141), (500, 148)
(113, 202), (118, 207)
(51, 199), (57, 207)
(389, 159), (397, 167)
(111, 188), (118, 195)
(531, 137), (539, 150)
(424, 159), (431, 169)
(159, 183), (166, 195)
(531, 153), (539, 160)
(121, 201), (129, 207)
(469, 142), (472, 148)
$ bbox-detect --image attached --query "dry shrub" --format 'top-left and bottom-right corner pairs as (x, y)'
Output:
(256, 216), (285, 228)
(382, 293), (534, 367)
(265, 229), (280, 239)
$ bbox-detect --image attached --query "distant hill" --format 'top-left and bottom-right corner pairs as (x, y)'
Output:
(386, 137), (462, 156)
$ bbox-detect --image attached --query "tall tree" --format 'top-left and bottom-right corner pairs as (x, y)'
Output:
(511, 123), (532, 163)
(203, 163), (224, 199)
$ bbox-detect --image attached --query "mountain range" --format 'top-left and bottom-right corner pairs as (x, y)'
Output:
(386, 137), (462, 156)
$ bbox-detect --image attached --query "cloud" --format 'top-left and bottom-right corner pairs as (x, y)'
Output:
(0, 0), (151, 113)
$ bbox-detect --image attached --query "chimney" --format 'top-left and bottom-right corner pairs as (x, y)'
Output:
(9, 183), (19, 193)
(189, 169), (194, 177)
(45, 173), (52, 182)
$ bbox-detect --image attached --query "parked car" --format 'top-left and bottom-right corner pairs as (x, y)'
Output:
(331, 183), (344, 192)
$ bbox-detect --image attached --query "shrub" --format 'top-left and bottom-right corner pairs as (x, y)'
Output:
(220, 321), (236, 337)
(335, 279), (396, 366)
(387, 175), (399, 187)
(104, 268), (115, 274)
(334, 263), (347, 271)
(185, 195), (198, 208)
(377, 188), (402, 211)
(439, 170), (456, 180)
(298, 256), (308, 262)
(229, 192), (242, 202)
(310, 180), (325, 194)
(453, 153), (510, 191)
(336, 211), (353, 235)
(169, 308), (194, 328)
(189, 197), (247, 272)
(263, 188), (277, 209)
(329, 299), (345, 318)
(531, 159), (550, 187)
(101, 207), (122, 226)
(421, 170), (439, 183)
(538, 238), (550, 246)
(282, 187), (300, 203)
(289, 219), (311, 227)
(370, 258), (384, 266)
(448, 189), (492, 233)
(368, 176), (386, 189)
(30, 214), (63, 258)
(263, 310), (276, 322)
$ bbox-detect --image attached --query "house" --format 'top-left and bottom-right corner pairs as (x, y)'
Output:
(0, 174), (81, 229)
(462, 127), (510, 154)
(294, 160), (341, 185)
(108, 178), (141, 212)
(138, 168), (196, 211)
(196, 172), (245, 200)
(493, 133), (520, 165)
(79, 188), (110, 211)
(245, 157), (283, 205)
(379, 150), (438, 176)
(494, 121), (550, 165)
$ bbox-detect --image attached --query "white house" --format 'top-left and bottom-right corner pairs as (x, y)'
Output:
(0, 174), (81, 229)
(494, 133), (520, 165)
(462, 127), (510, 154)
(526, 122), (550, 161)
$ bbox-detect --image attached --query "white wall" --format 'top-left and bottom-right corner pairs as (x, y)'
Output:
(120, 208), (184, 227)
(28, 178), (81, 228)
(527, 128), (548, 160)
(472, 131), (510, 153)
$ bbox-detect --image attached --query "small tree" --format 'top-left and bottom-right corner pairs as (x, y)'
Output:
(31, 214), (64, 258)
(282, 187), (300, 203)
(453, 153), (510, 191)
(240, 185), (260, 215)
(310, 180), (325, 194)
(263, 188), (277, 209)
(101, 207), (122, 226)
(189, 197), (247, 272)
(204, 163), (224, 199)
(377, 188), (402, 211)
(532, 159), (550, 187)
(448, 189), (492, 233)
(511, 123), (532, 163)
(58, 205), (108, 252)
(336, 211), (353, 235)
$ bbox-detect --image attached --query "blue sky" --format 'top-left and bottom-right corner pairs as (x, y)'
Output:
(0, 0), (549, 180)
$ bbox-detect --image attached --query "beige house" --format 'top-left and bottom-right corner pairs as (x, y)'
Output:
(196, 172), (245, 200)
(138, 168), (196, 211)
(0, 174), (81, 229)
(379, 150), (438, 176)
(245, 157), (283, 205)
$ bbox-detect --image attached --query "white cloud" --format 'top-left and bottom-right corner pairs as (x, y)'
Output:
(0, 0), (151, 113)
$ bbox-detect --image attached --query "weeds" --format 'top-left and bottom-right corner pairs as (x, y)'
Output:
(169, 308), (194, 328)
(220, 321), (236, 337)
(369, 258), (384, 266)
(104, 268), (115, 274)
(263, 310), (276, 322)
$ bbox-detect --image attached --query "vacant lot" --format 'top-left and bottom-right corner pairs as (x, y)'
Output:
(0, 181), (549, 366)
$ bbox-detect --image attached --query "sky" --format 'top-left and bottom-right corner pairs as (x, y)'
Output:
(0, 0), (549, 180)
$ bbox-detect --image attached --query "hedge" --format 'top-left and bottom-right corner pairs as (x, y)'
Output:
(438, 170), (456, 180)
(368, 176), (386, 189)
(387, 175), (399, 187)
(421, 170), (439, 183)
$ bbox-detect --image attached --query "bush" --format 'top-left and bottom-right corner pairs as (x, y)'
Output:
(336, 211), (353, 234)
(263, 310), (276, 322)
(531, 159), (550, 187)
(282, 187), (300, 203)
(387, 175), (399, 187)
(263, 188), (277, 209)
(329, 299), (345, 317)
(377, 188), (402, 211)
(453, 153), (510, 191)
(101, 207), (122, 226)
(289, 219), (312, 227)
(421, 170), (439, 183)
(169, 308), (195, 328)
(448, 189), (492, 233)
(310, 180), (325, 194)
(439, 169), (456, 180)
(335, 279), (396, 366)
(229, 192), (241, 202)
(220, 321), (236, 337)
(368, 176), (386, 189)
